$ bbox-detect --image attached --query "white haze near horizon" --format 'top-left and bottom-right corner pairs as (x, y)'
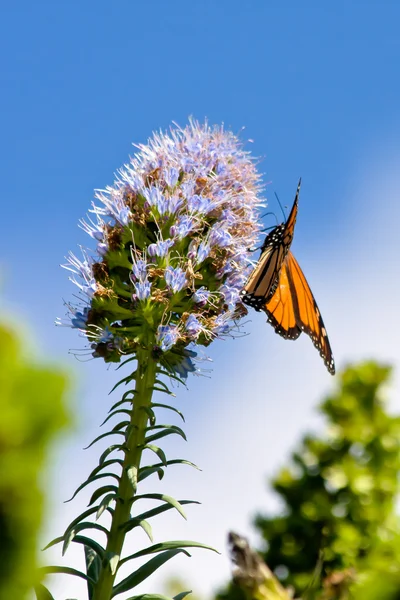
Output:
(42, 148), (400, 600)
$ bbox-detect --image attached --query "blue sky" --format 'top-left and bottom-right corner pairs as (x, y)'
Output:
(2, 2), (400, 598)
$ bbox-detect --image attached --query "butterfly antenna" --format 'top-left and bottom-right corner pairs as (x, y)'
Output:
(260, 210), (279, 225)
(274, 191), (287, 222)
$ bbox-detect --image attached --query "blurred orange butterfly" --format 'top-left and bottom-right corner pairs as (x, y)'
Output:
(242, 179), (335, 374)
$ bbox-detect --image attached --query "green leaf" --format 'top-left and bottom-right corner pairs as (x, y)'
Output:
(34, 583), (56, 600)
(138, 459), (199, 483)
(65, 472), (120, 503)
(153, 379), (173, 392)
(70, 535), (105, 559)
(62, 522), (109, 555)
(143, 444), (168, 466)
(96, 493), (116, 519)
(142, 406), (156, 425)
(173, 592), (192, 600)
(109, 374), (136, 394)
(124, 595), (180, 600)
(137, 519), (153, 542)
(157, 369), (187, 387)
(126, 465), (138, 493)
(119, 540), (219, 567)
(107, 552), (120, 575)
(85, 545), (101, 599)
(83, 429), (125, 450)
(112, 420), (130, 432)
(121, 500), (199, 533)
(133, 494), (188, 519)
(151, 402), (184, 421)
(111, 550), (190, 596)
(109, 395), (134, 413)
(88, 459), (123, 480)
(98, 444), (126, 465)
(152, 386), (176, 396)
(44, 506), (111, 550)
(138, 465), (164, 482)
(101, 409), (132, 426)
(37, 565), (95, 584)
(145, 425), (187, 444)
(89, 484), (119, 507)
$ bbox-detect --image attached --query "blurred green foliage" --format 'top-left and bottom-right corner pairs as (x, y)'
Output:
(0, 324), (69, 599)
(216, 362), (400, 600)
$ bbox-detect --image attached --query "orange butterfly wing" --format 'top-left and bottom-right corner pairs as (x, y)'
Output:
(264, 251), (335, 374)
(263, 260), (302, 340)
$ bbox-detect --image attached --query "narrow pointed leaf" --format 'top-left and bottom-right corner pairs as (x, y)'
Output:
(138, 465), (164, 482)
(142, 406), (156, 425)
(133, 494), (187, 519)
(126, 465), (138, 493)
(62, 522), (109, 554)
(101, 409), (132, 426)
(96, 493), (116, 519)
(108, 552), (120, 575)
(83, 429), (125, 450)
(38, 565), (94, 584)
(70, 535), (105, 559)
(109, 396), (134, 412)
(109, 374), (135, 393)
(137, 519), (153, 542)
(89, 484), (118, 506)
(151, 402), (184, 421)
(111, 550), (190, 596)
(98, 444), (125, 465)
(121, 500), (199, 533)
(144, 426), (186, 445)
(138, 459), (200, 483)
(119, 540), (219, 566)
(143, 444), (167, 466)
(124, 595), (179, 600)
(34, 583), (56, 600)
(173, 592), (192, 600)
(89, 459), (123, 480)
(65, 472), (120, 503)
(158, 370), (187, 386)
(85, 545), (102, 599)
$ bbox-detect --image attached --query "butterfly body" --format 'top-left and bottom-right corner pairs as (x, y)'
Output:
(241, 179), (335, 375)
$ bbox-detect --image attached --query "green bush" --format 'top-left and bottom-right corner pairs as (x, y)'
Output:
(0, 325), (69, 599)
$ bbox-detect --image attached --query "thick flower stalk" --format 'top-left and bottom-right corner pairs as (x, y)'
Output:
(45, 120), (262, 600)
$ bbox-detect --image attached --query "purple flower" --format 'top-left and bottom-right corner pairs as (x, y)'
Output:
(164, 167), (179, 187)
(187, 195), (216, 214)
(166, 195), (184, 215)
(71, 307), (90, 329)
(196, 242), (211, 264)
(165, 266), (187, 293)
(97, 326), (114, 343)
(209, 226), (232, 247)
(170, 215), (196, 239)
(185, 314), (202, 337)
(143, 186), (167, 214)
(97, 242), (108, 256)
(147, 239), (174, 257)
(131, 259), (148, 282)
(157, 324), (180, 351)
(219, 284), (240, 308)
(60, 119), (263, 367)
(173, 348), (198, 379)
(133, 281), (151, 301)
(213, 314), (231, 335)
(193, 287), (211, 306)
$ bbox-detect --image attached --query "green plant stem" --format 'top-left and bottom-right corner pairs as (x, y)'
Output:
(92, 350), (157, 600)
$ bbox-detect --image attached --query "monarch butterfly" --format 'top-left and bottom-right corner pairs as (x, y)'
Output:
(241, 179), (335, 374)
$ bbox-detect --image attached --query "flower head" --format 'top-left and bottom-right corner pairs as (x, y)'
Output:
(59, 119), (263, 373)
